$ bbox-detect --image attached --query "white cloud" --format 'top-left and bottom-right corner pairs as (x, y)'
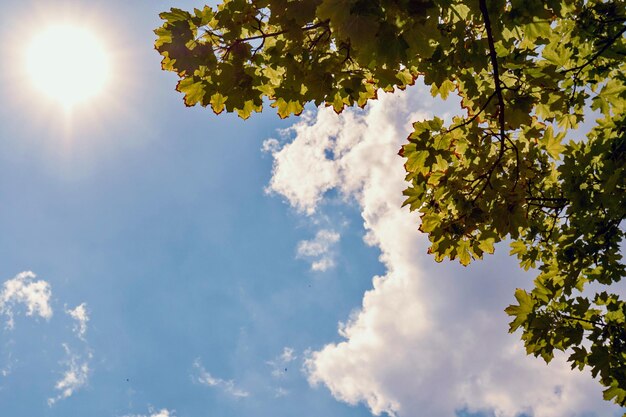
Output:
(0, 272), (93, 405)
(149, 410), (175, 417)
(311, 258), (334, 272)
(266, 86), (622, 417)
(296, 229), (340, 272)
(264, 110), (363, 215)
(0, 271), (52, 329)
(193, 359), (249, 398)
(66, 303), (89, 340)
(49, 303), (92, 405)
(122, 408), (176, 417)
(48, 344), (91, 406)
(267, 347), (297, 378)
(261, 137), (281, 154)
(280, 347), (295, 363)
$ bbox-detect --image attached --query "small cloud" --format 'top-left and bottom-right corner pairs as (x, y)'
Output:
(0, 271), (53, 329)
(192, 359), (249, 398)
(296, 229), (340, 272)
(280, 347), (296, 363)
(149, 410), (175, 417)
(48, 344), (91, 406)
(121, 408), (176, 417)
(1, 361), (12, 377)
(267, 347), (297, 378)
(311, 258), (335, 272)
(297, 230), (340, 257)
(274, 387), (289, 398)
(66, 303), (89, 340)
(261, 138), (281, 154)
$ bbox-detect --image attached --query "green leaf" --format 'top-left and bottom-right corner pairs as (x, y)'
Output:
(177, 78), (205, 106)
(431, 79), (455, 100)
(505, 289), (535, 332)
(509, 240), (527, 258)
(541, 126), (565, 159)
(420, 214), (440, 233)
(524, 20), (551, 40)
(477, 236), (496, 254)
(273, 98), (304, 118)
(210, 93), (227, 114)
(603, 384), (626, 404)
(458, 239), (472, 266)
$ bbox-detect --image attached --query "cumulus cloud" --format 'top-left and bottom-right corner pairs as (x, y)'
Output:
(266, 86), (622, 417)
(193, 359), (249, 398)
(296, 229), (341, 272)
(48, 344), (91, 406)
(0, 271), (52, 329)
(264, 109), (364, 215)
(66, 303), (89, 340)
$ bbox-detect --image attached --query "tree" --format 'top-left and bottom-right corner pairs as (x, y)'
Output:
(154, 0), (626, 407)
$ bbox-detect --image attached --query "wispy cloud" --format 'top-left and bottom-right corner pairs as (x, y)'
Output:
(274, 387), (289, 398)
(145, 410), (175, 417)
(267, 347), (297, 378)
(122, 408), (176, 417)
(0, 350), (14, 378)
(66, 303), (89, 341)
(266, 86), (620, 417)
(49, 304), (92, 405)
(296, 229), (340, 272)
(123, 407), (176, 417)
(48, 344), (91, 406)
(192, 359), (249, 398)
(0, 272), (93, 405)
(0, 271), (52, 329)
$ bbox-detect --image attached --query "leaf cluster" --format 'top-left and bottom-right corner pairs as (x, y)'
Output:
(155, 0), (626, 407)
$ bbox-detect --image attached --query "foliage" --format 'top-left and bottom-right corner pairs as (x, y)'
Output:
(155, 0), (626, 408)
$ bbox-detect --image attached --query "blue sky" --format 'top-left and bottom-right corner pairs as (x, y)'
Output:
(0, 1), (623, 417)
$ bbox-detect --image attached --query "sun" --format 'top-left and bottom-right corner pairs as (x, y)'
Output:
(26, 25), (110, 109)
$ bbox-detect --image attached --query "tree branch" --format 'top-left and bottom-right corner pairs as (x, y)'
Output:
(558, 312), (606, 328)
(479, 0), (506, 145)
(233, 21), (329, 44)
(469, 0), (508, 204)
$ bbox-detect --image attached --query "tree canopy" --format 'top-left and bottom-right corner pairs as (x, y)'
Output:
(155, 0), (626, 408)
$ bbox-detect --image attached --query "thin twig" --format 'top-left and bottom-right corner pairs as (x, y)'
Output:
(479, 0), (506, 145)
(561, 26), (626, 75)
(446, 91), (497, 133)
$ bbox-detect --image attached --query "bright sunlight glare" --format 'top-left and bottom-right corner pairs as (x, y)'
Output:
(26, 25), (110, 108)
